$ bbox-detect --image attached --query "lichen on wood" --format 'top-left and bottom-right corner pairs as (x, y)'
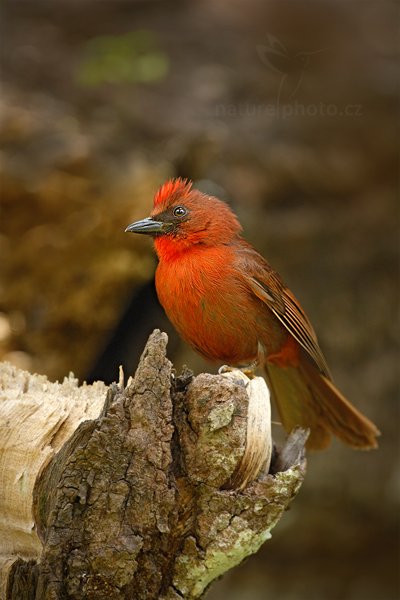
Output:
(0, 330), (306, 599)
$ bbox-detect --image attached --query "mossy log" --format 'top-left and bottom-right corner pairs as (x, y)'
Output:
(0, 330), (307, 599)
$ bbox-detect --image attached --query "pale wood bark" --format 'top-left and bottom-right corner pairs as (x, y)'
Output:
(0, 330), (306, 599)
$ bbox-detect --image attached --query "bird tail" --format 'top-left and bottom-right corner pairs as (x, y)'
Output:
(264, 351), (380, 450)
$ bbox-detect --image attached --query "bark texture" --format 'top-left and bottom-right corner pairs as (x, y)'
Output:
(1, 330), (306, 600)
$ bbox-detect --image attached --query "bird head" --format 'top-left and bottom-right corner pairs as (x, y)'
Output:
(125, 178), (242, 255)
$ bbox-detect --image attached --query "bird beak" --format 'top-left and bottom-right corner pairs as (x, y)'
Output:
(125, 217), (165, 235)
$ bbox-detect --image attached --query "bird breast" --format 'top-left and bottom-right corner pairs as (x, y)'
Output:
(155, 244), (268, 364)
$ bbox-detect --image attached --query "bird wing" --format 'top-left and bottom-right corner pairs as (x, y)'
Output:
(236, 243), (332, 378)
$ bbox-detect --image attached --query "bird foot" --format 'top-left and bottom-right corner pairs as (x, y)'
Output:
(218, 364), (234, 374)
(240, 366), (257, 379)
(218, 364), (257, 379)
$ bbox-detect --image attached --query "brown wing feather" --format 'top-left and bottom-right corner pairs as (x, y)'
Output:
(236, 243), (332, 378)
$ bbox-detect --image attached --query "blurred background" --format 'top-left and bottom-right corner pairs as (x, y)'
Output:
(1, 1), (399, 598)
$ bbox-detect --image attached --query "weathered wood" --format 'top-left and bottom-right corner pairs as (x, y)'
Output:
(0, 364), (107, 599)
(0, 330), (306, 599)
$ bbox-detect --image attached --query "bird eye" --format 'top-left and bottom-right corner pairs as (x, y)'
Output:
(173, 206), (187, 217)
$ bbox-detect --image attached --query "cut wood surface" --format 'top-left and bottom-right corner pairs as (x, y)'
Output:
(0, 330), (306, 599)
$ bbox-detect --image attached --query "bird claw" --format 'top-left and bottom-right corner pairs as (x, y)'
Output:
(218, 364), (233, 374)
(218, 364), (257, 379)
(240, 366), (257, 379)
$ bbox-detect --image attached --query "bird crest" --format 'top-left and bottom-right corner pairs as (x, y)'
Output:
(153, 178), (193, 210)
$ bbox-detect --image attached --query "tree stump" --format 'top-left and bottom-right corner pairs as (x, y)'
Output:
(0, 330), (307, 599)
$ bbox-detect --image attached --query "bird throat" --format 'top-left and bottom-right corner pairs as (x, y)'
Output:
(154, 234), (205, 262)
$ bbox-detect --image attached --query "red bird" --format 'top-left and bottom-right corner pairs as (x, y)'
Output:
(126, 178), (379, 450)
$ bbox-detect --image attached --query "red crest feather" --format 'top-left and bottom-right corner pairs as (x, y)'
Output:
(153, 178), (193, 210)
